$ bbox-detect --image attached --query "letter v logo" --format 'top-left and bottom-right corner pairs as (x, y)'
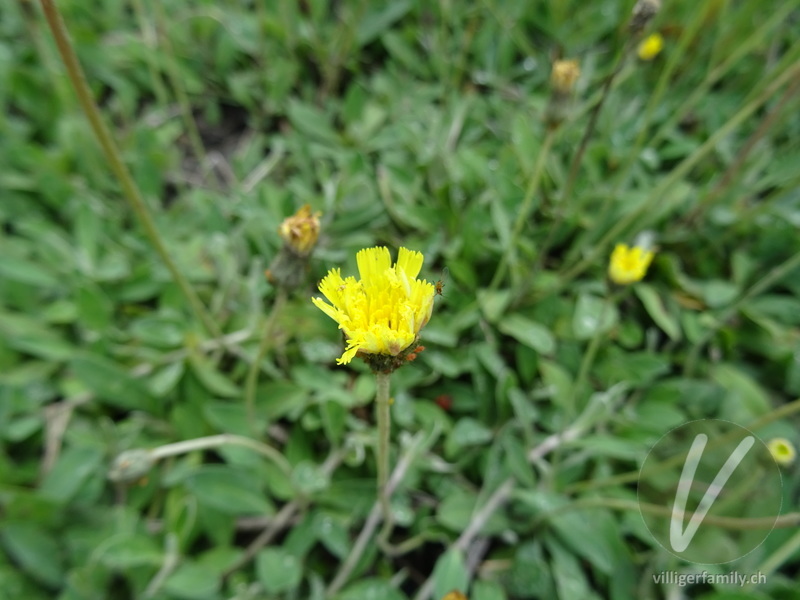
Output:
(670, 433), (755, 552)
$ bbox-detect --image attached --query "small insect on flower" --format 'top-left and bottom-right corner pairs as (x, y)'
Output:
(435, 267), (449, 296)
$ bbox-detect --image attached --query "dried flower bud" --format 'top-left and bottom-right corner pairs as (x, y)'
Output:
(630, 0), (661, 34)
(278, 204), (321, 257)
(546, 59), (581, 129)
(550, 59), (581, 94)
(268, 204), (322, 290)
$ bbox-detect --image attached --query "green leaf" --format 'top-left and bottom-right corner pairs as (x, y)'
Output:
(97, 534), (163, 569)
(130, 315), (186, 347)
(163, 562), (220, 600)
(39, 445), (104, 504)
(538, 360), (573, 408)
(0, 521), (64, 588)
(312, 512), (350, 559)
(547, 538), (594, 600)
(256, 548), (303, 594)
(698, 280), (740, 308)
(357, 1), (412, 45)
(184, 466), (273, 515)
(477, 289), (512, 323)
(445, 417), (493, 456)
(0, 310), (74, 361)
(287, 100), (339, 144)
(516, 491), (614, 574)
(70, 354), (157, 412)
(75, 283), (113, 332)
(0, 256), (59, 288)
(437, 490), (506, 533)
(432, 548), (468, 600)
(337, 579), (406, 600)
(188, 351), (240, 398)
(472, 580), (507, 600)
(573, 294), (618, 340)
(498, 314), (556, 354)
(635, 284), (681, 340)
(711, 363), (771, 420)
(203, 401), (250, 436)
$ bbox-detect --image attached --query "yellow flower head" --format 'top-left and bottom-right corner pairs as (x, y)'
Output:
(767, 437), (796, 467)
(278, 204), (321, 256)
(312, 247), (436, 366)
(608, 243), (655, 285)
(441, 592), (468, 600)
(638, 33), (664, 61)
(550, 59), (581, 94)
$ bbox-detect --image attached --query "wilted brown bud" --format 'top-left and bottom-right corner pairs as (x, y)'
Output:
(630, 0), (661, 34)
(550, 59), (581, 94)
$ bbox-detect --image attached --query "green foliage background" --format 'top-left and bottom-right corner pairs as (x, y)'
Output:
(2, 0), (800, 599)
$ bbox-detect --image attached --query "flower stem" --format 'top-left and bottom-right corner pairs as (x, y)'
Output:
(375, 371), (392, 523)
(244, 288), (288, 435)
(489, 128), (556, 291)
(38, 0), (221, 338)
(533, 40), (632, 276)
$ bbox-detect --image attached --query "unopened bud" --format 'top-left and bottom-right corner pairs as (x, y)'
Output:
(108, 449), (155, 482)
(278, 204), (321, 257)
(268, 204), (322, 290)
(546, 59), (581, 129)
(630, 0), (661, 34)
(550, 59), (581, 94)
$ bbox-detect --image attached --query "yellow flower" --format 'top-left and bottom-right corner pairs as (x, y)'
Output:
(638, 33), (664, 61)
(441, 592), (468, 600)
(550, 59), (581, 94)
(278, 204), (321, 256)
(608, 243), (655, 285)
(312, 247), (436, 366)
(767, 437), (796, 467)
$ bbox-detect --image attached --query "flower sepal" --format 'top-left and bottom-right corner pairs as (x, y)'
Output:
(361, 339), (425, 374)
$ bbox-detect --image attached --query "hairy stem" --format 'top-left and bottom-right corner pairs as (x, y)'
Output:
(375, 371), (392, 523)
(38, 0), (221, 337)
(244, 289), (288, 435)
(489, 129), (556, 290)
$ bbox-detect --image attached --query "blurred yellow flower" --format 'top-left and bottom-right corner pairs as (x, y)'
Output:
(608, 243), (654, 285)
(551, 59), (581, 94)
(312, 247), (435, 366)
(441, 592), (468, 600)
(767, 437), (796, 466)
(278, 204), (321, 256)
(638, 33), (664, 61)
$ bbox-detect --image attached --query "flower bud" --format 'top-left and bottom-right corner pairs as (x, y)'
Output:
(278, 204), (321, 257)
(550, 59), (581, 94)
(267, 204), (322, 291)
(545, 59), (581, 129)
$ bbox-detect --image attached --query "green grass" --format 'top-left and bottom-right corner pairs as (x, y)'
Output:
(2, 0), (800, 599)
